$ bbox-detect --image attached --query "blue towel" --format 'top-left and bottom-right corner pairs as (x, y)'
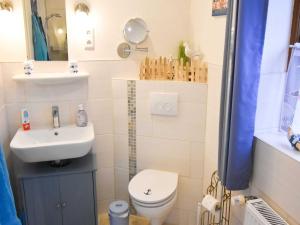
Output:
(0, 146), (21, 225)
(32, 14), (49, 61)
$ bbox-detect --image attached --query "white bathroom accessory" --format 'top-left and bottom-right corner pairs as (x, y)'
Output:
(10, 123), (94, 163)
(12, 72), (89, 85)
(76, 104), (88, 127)
(150, 92), (178, 116)
(69, 61), (79, 73)
(24, 60), (34, 75)
(201, 195), (220, 215)
(21, 108), (31, 131)
(128, 169), (178, 225)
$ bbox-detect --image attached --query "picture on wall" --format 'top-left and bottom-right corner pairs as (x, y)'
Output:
(212, 0), (228, 16)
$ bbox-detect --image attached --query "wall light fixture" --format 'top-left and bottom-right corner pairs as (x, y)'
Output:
(74, 3), (89, 16)
(0, 0), (13, 12)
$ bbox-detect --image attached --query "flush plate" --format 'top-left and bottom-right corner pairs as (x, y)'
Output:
(150, 92), (178, 116)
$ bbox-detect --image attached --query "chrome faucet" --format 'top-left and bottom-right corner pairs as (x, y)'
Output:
(52, 106), (60, 128)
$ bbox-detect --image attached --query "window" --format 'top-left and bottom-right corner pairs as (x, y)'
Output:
(288, 0), (300, 61)
(280, 0), (300, 132)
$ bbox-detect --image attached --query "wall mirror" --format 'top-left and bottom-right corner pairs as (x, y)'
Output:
(23, 0), (68, 61)
(123, 18), (149, 45)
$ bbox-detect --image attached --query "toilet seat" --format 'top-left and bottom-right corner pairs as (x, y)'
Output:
(128, 169), (178, 206)
(131, 191), (177, 208)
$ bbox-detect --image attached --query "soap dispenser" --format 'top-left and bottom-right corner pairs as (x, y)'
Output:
(76, 104), (88, 127)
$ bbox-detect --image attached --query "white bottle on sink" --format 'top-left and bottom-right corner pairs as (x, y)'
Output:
(76, 104), (88, 127)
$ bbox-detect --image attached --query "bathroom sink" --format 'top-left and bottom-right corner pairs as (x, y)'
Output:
(10, 123), (95, 163)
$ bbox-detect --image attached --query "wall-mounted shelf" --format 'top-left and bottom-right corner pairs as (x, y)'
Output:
(12, 72), (89, 85)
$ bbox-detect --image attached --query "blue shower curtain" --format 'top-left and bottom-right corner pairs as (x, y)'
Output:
(0, 146), (21, 225)
(218, 0), (269, 190)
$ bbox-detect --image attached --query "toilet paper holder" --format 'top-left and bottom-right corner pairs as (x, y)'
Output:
(199, 171), (231, 225)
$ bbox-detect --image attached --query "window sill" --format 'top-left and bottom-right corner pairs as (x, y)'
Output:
(255, 131), (300, 162)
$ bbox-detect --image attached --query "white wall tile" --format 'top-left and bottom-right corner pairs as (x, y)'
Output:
(112, 79), (128, 100)
(177, 177), (203, 210)
(114, 167), (129, 201)
(189, 142), (205, 179)
(24, 81), (88, 102)
(203, 64), (222, 191)
(152, 103), (206, 142)
(164, 82), (207, 104)
(77, 61), (113, 100)
(113, 99), (128, 135)
(1, 63), (26, 103)
(136, 99), (153, 137)
(136, 80), (166, 100)
(96, 168), (115, 202)
(114, 134), (129, 169)
(137, 136), (190, 176)
(87, 99), (113, 135)
(93, 134), (114, 169)
(108, 61), (139, 79)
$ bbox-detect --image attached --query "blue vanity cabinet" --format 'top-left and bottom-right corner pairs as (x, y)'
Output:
(59, 173), (96, 225)
(23, 176), (62, 225)
(13, 154), (97, 225)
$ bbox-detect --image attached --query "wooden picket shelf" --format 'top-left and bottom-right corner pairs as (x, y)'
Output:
(139, 57), (207, 83)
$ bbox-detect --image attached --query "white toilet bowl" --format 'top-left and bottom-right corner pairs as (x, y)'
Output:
(128, 169), (178, 225)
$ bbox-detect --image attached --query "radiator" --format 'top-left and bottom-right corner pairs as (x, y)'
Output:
(243, 199), (289, 225)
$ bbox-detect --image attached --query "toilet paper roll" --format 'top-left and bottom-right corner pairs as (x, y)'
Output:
(201, 195), (220, 214)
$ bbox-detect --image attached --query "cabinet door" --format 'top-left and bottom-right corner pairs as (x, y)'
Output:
(23, 176), (62, 225)
(59, 173), (96, 225)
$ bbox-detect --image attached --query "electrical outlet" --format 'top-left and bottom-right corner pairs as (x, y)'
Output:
(84, 28), (94, 50)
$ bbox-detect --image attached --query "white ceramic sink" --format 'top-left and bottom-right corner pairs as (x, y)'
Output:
(10, 123), (95, 163)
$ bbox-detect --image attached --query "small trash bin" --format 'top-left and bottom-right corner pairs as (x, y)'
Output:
(109, 200), (129, 225)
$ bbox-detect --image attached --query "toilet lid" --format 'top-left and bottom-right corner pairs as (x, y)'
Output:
(128, 169), (178, 204)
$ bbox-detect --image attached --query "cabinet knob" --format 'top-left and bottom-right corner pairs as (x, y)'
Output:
(62, 202), (67, 208)
(56, 203), (61, 208)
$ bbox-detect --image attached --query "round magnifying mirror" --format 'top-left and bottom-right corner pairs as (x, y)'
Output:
(123, 18), (149, 45)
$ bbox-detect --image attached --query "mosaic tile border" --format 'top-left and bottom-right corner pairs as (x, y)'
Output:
(127, 80), (137, 213)
(127, 80), (137, 180)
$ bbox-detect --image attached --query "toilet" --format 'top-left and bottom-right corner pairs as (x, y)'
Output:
(128, 169), (178, 225)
